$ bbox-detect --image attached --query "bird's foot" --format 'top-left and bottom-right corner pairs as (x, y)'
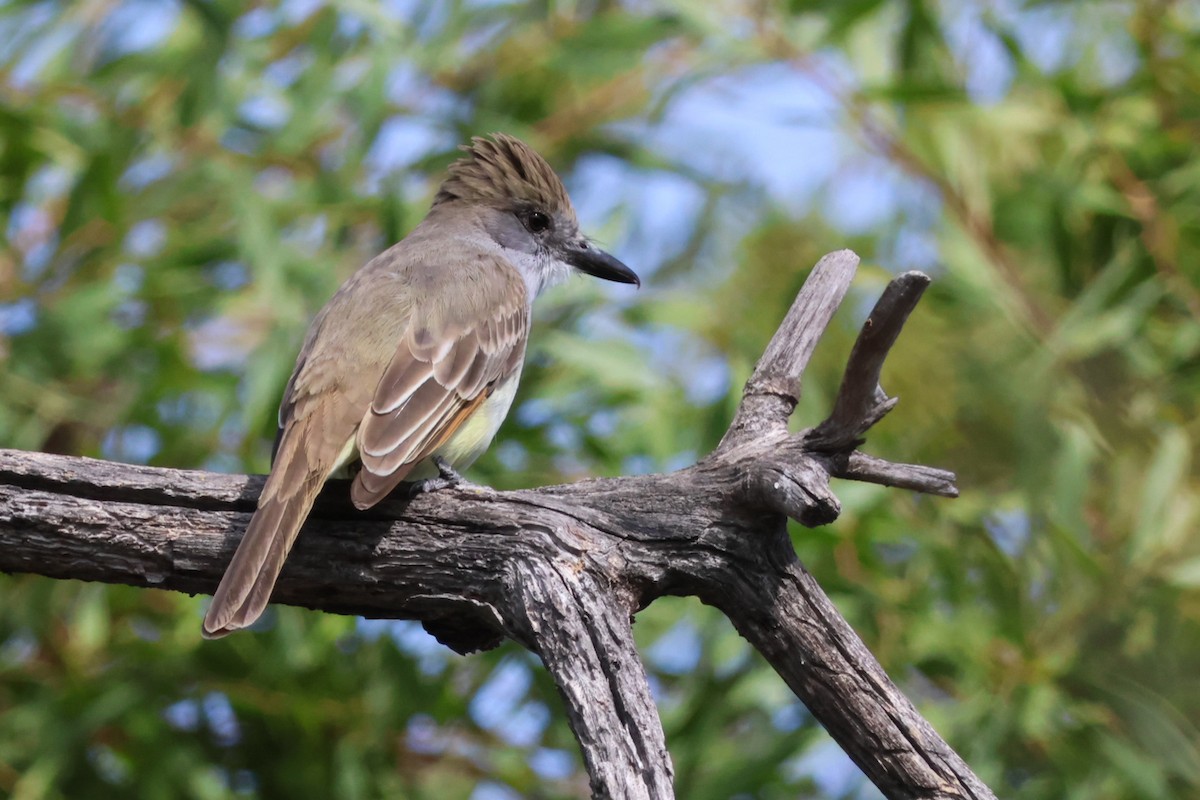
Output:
(407, 457), (492, 496)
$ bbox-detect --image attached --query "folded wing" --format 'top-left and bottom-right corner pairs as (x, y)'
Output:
(351, 274), (528, 508)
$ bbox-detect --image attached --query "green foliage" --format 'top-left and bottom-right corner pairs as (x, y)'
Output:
(3, 1), (1200, 798)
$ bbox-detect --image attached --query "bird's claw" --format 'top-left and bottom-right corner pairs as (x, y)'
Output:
(433, 456), (463, 484)
(407, 458), (491, 496)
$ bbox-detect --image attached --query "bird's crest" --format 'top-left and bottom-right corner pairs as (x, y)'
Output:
(434, 133), (575, 221)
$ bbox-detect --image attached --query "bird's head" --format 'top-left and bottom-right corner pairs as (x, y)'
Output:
(433, 134), (640, 294)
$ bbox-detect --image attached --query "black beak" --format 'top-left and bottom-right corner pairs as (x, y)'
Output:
(564, 240), (640, 287)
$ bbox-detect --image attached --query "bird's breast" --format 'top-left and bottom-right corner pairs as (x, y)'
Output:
(434, 372), (521, 468)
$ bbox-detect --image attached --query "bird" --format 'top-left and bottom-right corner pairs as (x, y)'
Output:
(202, 133), (639, 638)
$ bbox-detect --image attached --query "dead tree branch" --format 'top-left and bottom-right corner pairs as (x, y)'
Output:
(0, 250), (989, 800)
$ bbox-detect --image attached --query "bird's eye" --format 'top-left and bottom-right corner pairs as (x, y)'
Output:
(525, 210), (551, 234)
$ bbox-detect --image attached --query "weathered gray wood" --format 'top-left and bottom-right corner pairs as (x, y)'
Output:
(813, 270), (931, 449)
(710, 532), (994, 799)
(719, 249), (859, 449)
(0, 251), (993, 800)
(837, 451), (959, 497)
(508, 563), (674, 799)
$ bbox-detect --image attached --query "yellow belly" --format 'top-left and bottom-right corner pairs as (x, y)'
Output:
(406, 373), (520, 480)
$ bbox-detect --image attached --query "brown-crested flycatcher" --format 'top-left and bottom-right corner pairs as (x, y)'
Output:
(203, 134), (639, 637)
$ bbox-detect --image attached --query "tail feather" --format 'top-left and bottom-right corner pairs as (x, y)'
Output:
(203, 426), (328, 638)
(202, 486), (321, 637)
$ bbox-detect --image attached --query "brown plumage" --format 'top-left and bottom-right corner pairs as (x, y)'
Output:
(434, 135), (575, 220)
(203, 134), (636, 638)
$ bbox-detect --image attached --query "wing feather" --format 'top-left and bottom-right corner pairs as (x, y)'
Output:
(351, 270), (528, 510)
(360, 378), (458, 459)
(363, 387), (461, 471)
(432, 330), (480, 386)
(374, 354), (435, 415)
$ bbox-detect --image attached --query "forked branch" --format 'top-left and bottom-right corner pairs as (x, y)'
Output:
(0, 251), (990, 800)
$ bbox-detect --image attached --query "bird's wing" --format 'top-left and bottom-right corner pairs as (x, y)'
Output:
(351, 267), (528, 509)
(204, 252), (527, 637)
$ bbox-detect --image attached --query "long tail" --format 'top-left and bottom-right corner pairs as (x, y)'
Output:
(202, 426), (328, 638)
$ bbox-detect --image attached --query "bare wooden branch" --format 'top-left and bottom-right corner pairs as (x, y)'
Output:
(837, 451), (960, 498)
(715, 549), (994, 800)
(813, 270), (931, 449)
(509, 564), (674, 799)
(0, 251), (991, 800)
(719, 249), (859, 448)
(744, 453), (840, 527)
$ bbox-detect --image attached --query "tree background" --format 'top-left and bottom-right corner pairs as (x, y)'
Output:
(2, 1), (1198, 798)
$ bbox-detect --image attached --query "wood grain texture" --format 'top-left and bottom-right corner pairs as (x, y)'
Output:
(0, 251), (992, 800)
(719, 249), (859, 449)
